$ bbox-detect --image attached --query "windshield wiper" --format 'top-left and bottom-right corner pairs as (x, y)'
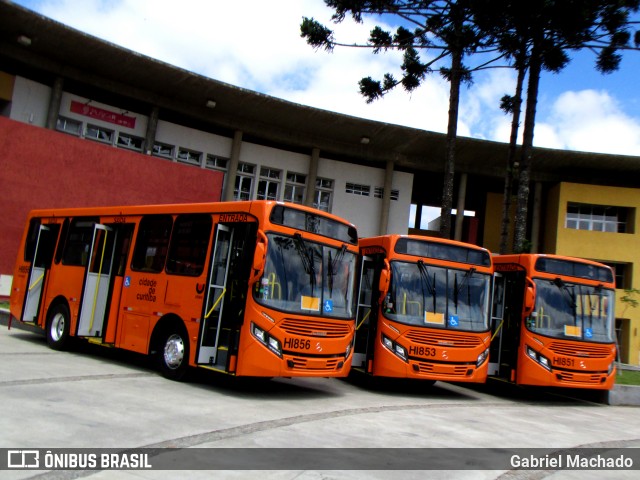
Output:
(327, 244), (347, 296)
(453, 267), (476, 309)
(417, 260), (437, 314)
(293, 233), (317, 296)
(553, 277), (577, 325)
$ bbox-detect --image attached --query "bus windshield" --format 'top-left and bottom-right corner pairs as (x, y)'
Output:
(383, 261), (490, 332)
(254, 233), (357, 319)
(529, 278), (615, 342)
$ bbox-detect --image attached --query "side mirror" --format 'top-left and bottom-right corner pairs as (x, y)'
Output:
(523, 278), (536, 315)
(378, 259), (390, 302)
(250, 230), (267, 284)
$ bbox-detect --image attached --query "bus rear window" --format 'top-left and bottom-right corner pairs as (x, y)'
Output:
(131, 215), (173, 273)
(270, 205), (357, 245)
(166, 214), (212, 276)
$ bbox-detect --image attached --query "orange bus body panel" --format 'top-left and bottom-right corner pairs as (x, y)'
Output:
(10, 201), (358, 379)
(357, 234), (493, 383)
(493, 254), (616, 390)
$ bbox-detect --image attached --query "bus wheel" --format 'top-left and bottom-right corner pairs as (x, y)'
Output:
(158, 330), (189, 381)
(46, 304), (71, 351)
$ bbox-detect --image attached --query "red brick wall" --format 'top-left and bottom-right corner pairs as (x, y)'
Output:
(0, 117), (223, 275)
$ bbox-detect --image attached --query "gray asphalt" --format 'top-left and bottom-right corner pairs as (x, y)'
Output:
(1, 312), (638, 480)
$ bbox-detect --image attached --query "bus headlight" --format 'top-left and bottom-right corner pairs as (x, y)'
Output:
(608, 362), (615, 375)
(252, 322), (283, 358)
(526, 346), (551, 371)
(345, 340), (352, 359)
(381, 334), (408, 362)
(476, 348), (489, 367)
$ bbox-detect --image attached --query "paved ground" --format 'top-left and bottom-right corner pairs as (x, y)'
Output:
(1, 312), (639, 480)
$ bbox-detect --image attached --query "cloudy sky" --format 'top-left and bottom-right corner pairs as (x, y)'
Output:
(13, 0), (640, 156)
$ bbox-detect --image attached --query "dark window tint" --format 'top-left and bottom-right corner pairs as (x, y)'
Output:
(131, 215), (173, 273)
(61, 218), (98, 267)
(166, 214), (212, 276)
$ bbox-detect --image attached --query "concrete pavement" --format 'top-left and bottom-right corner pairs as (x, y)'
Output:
(1, 312), (639, 480)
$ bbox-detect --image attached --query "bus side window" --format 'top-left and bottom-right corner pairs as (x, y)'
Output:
(131, 215), (173, 273)
(166, 214), (212, 276)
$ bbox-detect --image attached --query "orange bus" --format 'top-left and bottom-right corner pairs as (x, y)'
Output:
(491, 254), (617, 390)
(9, 201), (359, 380)
(353, 235), (494, 383)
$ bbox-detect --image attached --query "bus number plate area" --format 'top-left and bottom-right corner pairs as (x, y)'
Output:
(284, 338), (311, 350)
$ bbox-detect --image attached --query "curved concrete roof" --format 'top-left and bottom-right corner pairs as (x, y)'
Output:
(2, 1), (640, 186)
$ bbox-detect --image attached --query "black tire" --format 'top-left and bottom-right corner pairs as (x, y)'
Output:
(46, 303), (71, 351)
(157, 328), (190, 381)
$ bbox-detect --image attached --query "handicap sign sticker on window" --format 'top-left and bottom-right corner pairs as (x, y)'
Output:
(585, 328), (593, 339)
(449, 315), (459, 327)
(124, 276), (131, 288)
(324, 300), (333, 313)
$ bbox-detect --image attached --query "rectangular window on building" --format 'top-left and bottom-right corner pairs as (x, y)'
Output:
(374, 187), (399, 200)
(257, 167), (281, 201)
(152, 142), (174, 159)
(603, 262), (631, 289)
(205, 154), (228, 171)
(177, 147), (203, 166)
(565, 203), (632, 233)
(117, 133), (144, 151)
(346, 182), (370, 196)
(234, 162), (255, 201)
(314, 177), (334, 212)
(56, 116), (82, 136)
(284, 172), (306, 204)
(85, 124), (114, 144)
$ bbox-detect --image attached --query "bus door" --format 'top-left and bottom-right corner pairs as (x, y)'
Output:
(353, 256), (376, 371)
(77, 224), (117, 337)
(197, 224), (233, 366)
(22, 224), (61, 323)
(488, 273), (505, 376)
(489, 269), (525, 379)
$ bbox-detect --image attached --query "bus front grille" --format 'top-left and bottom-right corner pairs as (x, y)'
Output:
(287, 356), (342, 372)
(405, 329), (482, 348)
(548, 342), (611, 358)
(556, 371), (607, 384)
(414, 361), (471, 376)
(281, 318), (350, 338)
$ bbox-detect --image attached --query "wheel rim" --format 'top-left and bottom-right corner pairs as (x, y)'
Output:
(50, 313), (65, 342)
(163, 334), (185, 370)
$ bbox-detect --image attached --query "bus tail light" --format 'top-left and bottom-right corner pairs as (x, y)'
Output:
(526, 346), (551, 371)
(252, 323), (282, 358)
(381, 334), (408, 362)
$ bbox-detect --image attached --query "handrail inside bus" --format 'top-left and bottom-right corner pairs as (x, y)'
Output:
(491, 318), (504, 342)
(88, 229), (109, 332)
(28, 273), (45, 291)
(356, 309), (371, 330)
(205, 288), (227, 319)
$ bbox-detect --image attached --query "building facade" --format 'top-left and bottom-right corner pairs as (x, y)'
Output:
(1, 2), (639, 365)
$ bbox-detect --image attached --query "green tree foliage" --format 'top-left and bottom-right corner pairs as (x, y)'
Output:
(301, 0), (497, 239)
(473, 0), (640, 253)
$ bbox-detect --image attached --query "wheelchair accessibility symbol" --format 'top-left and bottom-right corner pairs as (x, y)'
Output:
(324, 300), (333, 313)
(448, 315), (459, 327)
(124, 276), (131, 287)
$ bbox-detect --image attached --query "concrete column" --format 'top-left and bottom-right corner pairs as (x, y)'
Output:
(143, 106), (159, 155)
(45, 76), (64, 130)
(454, 172), (468, 241)
(304, 147), (320, 208)
(222, 130), (243, 201)
(379, 160), (394, 235)
(530, 181), (542, 253)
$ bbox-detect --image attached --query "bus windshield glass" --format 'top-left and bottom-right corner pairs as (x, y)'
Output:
(254, 233), (357, 319)
(529, 279), (615, 342)
(383, 261), (490, 332)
